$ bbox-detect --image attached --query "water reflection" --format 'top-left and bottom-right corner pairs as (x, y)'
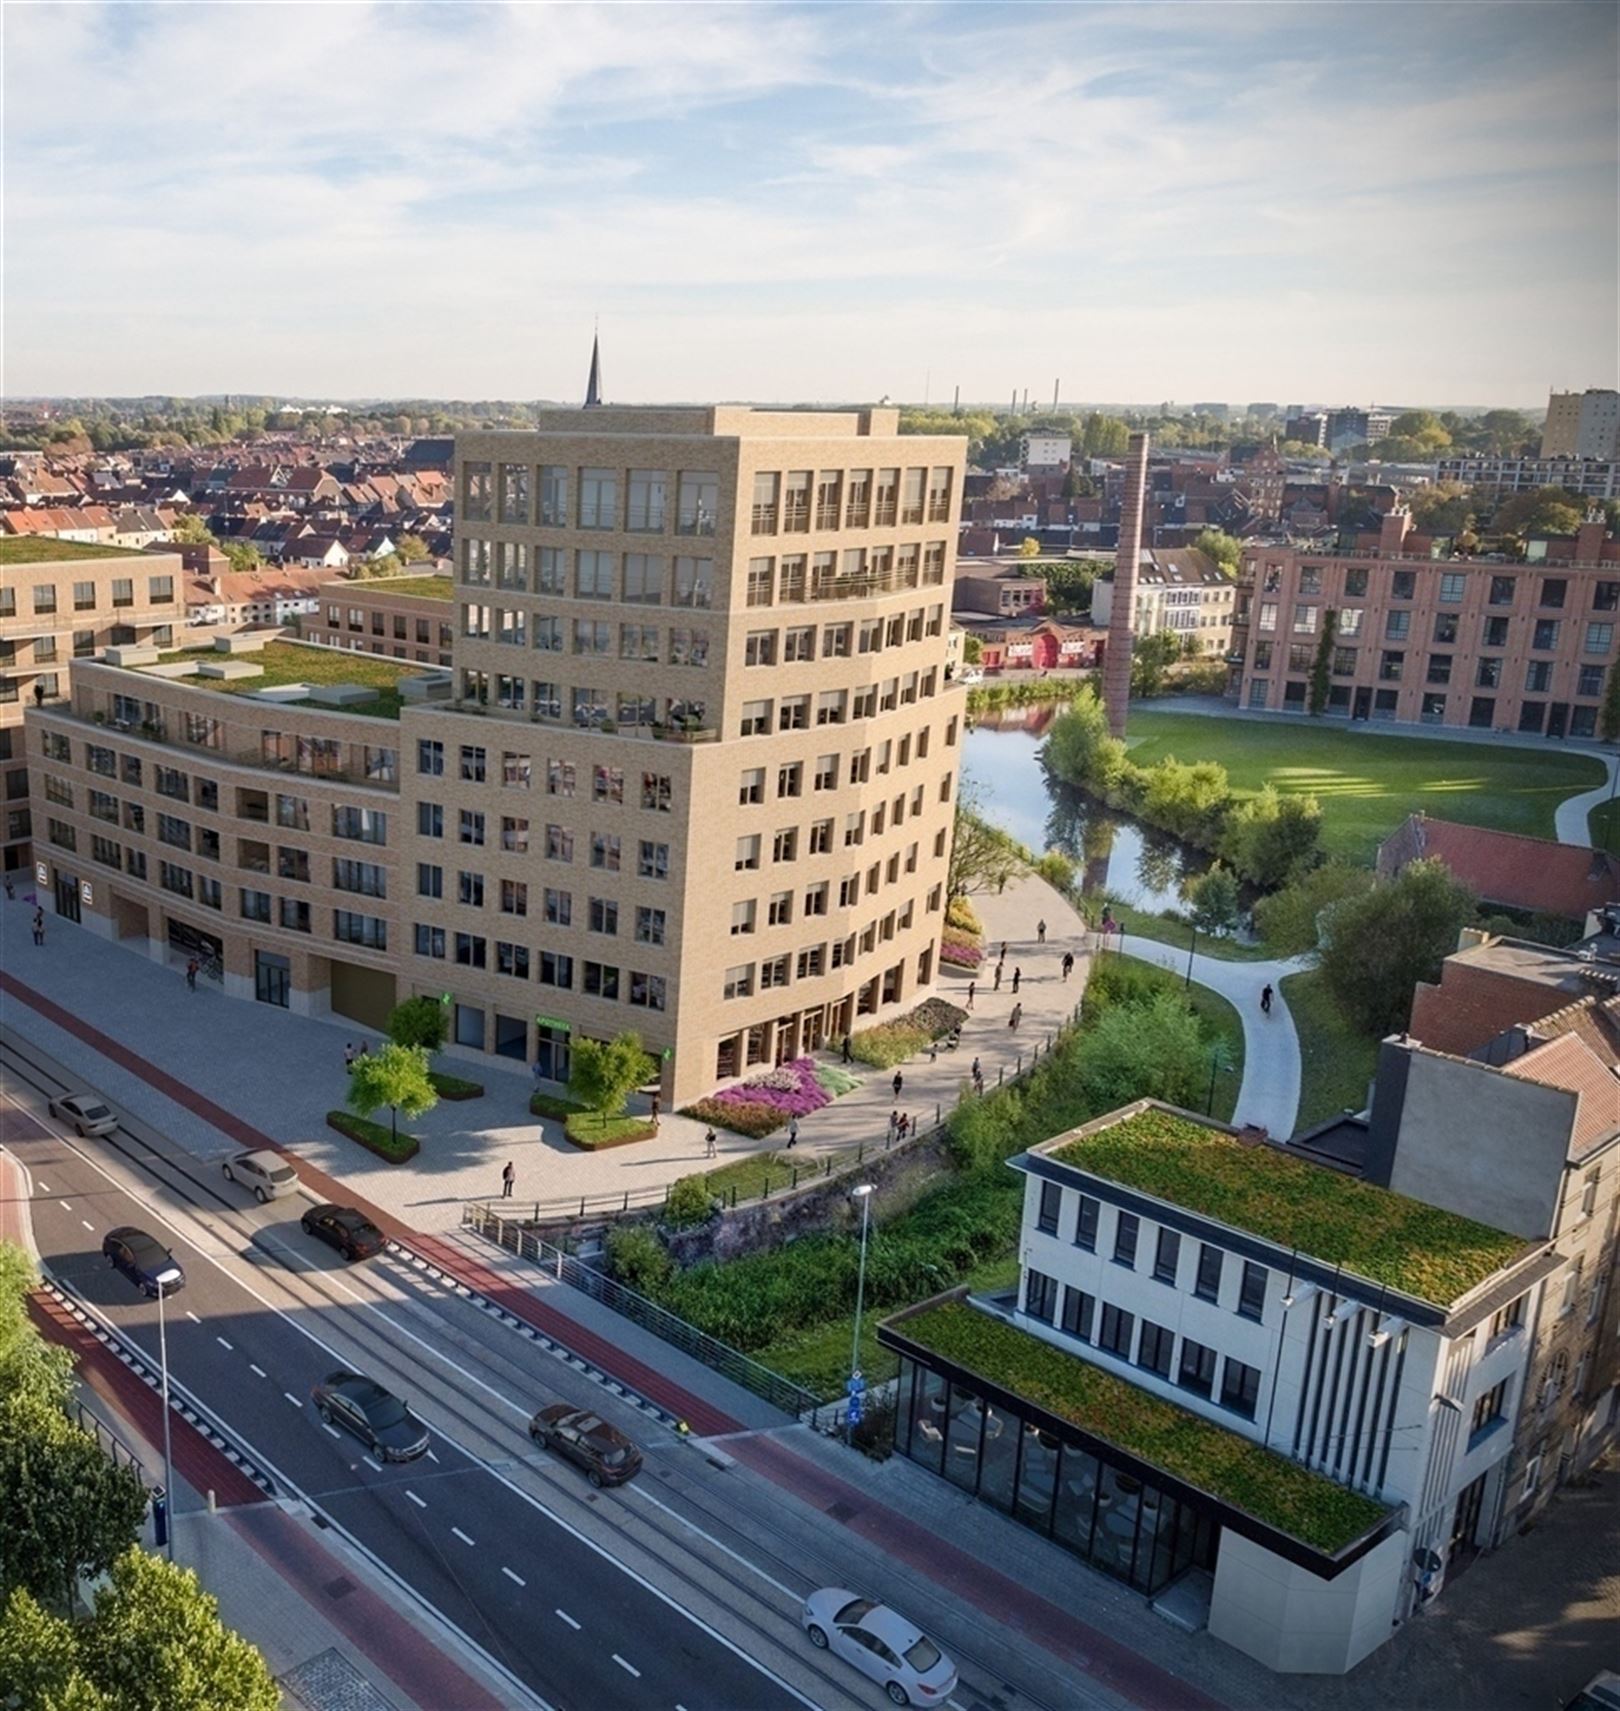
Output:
(963, 713), (1210, 916)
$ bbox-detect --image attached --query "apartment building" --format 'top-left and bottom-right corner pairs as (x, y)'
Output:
(25, 407), (968, 1108)
(1090, 546), (1235, 656)
(1541, 389), (1620, 462)
(1232, 510), (1620, 733)
(881, 1101), (1554, 1675)
(1436, 454), (1620, 501)
(0, 540), (188, 873)
(296, 575), (455, 667)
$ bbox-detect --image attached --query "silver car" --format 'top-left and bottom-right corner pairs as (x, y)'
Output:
(48, 1093), (117, 1138)
(802, 1589), (958, 1706)
(222, 1149), (298, 1202)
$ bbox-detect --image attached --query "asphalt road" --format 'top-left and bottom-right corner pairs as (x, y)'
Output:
(1, 1092), (813, 1711)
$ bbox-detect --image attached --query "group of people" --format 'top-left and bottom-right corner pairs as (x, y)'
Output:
(342, 1040), (373, 1069)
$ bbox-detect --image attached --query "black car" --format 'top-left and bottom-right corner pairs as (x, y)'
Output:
(300, 1204), (385, 1262)
(311, 1370), (429, 1462)
(102, 1227), (185, 1298)
(529, 1403), (642, 1487)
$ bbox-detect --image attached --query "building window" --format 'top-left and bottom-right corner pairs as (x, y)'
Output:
(1137, 1320), (1175, 1379)
(1024, 1269), (1058, 1324)
(579, 468), (618, 530)
(1152, 1228), (1180, 1285)
(1237, 1261), (1267, 1322)
(1586, 622), (1614, 654)
(1113, 1211), (1139, 1267)
(628, 971), (666, 1011)
(1059, 1286), (1094, 1342)
(1469, 1380), (1509, 1445)
(1037, 1181), (1062, 1236)
(1097, 1303), (1135, 1359)
(1219, 1358), (1261, 1420)
(1177, 1338), (1216, 1398)
(1541, 577), (1567, 609)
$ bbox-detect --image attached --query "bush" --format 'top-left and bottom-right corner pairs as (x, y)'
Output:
(663, 1175), (716, 1230)
(387, 994), (449, 1053)
(681, 1097), (784, 1138)
(325, 1110), (419, 1163)
(849, 1391), (896, 1461)
(945, 895), (983, 935)
(563, 1114), (657, 1149)
(849, 999), (967, 1068)
(606, 1225), (673, 1293)
(428, 1071), (484, 1100)
(1252, 861), (1375, 956)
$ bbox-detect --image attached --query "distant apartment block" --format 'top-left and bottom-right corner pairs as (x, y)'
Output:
(296, 576), (455, 668)
(1436, 454), (1619, 501)
(1020, 434), (1072, 472)
(1090, 547), (1235, 656)
(1541, 388), (1620, 461)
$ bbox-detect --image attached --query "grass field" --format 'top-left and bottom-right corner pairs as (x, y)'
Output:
(0, 536), (148, 563)
(156, 641), (424, 719)
(1281, 968), (1381, 1136)
(1124, 712), (1603, 865)
(1587, 796), (1620, 853)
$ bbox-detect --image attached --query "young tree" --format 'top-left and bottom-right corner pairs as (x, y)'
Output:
(1129, 630), (1183, 698)
(1191, 528), (1241, 578)
(220, 540), (263, 574)
(80, 1549), (280, 1711)
(1601, 664), (1620, 744)
(346, 1043), (438, 1142)
(1219, 785), (1322, 887)
(569, 1033), (656, 1130)
(1017, 536), (1042, 558)
(1077, 989), (1208, 1112)
(946, 785), (1026, 900)
(387, 993), (449, 1053)
(1308, 609), (1337, 716)
(1252, 862), (1375, 956)
(169, 513), (215, 545)
(0, 1391), (148, 1610)
(961, 633), (983, 664)
(1316, 858), (1475, 1035)
(1186, 865), (1241, 936)
(1043, 685), (1131, 798)
(395, 532), (431, 564)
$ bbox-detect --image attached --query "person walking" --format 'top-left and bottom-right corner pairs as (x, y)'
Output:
(993, 961), (1003, 993)
(344, 1042), (357, 1069)
(185, 958), (199, 991)
(32, 912), (45, 947)
(841, 1034), (853, 1065)
(892, 1069), (903, 1099)
(786, 1117), (799, 1149)
(500, 1161), (515, 1199)
(897, 1112), (910, 1142)
(1037, 919), (1047, 945)
(1011, 967), (1021, 995)
(1261, 983), (1274, 1016)
(3, 876), (13, 900)
(970, 1054), (982, 1086)
(704, 1127), (717, 1158)
(531, 1057), (544, 1087)
(965, 980), (976, 1011)
(650, 1093), (661, 1128)
(1000, 941), (1008, 960)
(887, 1110), (899, 1145)
(1061, 951), (1075, 982)
(1009, 1003), (1022, 1032)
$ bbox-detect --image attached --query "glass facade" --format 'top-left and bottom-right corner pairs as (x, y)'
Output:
(893, 1354), (1217, 1596)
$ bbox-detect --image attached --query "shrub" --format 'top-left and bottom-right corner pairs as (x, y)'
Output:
(325, 1110), (419, 1163)
(1252, 861), (1374, 956)
(606, 1224), (673, 1293)
(945, 895), (983, 935)
(563, 1114), (656, 1150)
(811, 1063), (862, 1098)
(681, 1097), (785, 1138)
(428, 1071), (484, 1100)
(663, 1175), (716, 1230)
(531, 1091), (587, 1121)
(387, 994), (449, 1053)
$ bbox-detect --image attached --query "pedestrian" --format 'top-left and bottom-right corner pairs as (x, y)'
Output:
(650, 1093), (660, 1127)
(841, 1033), (853, 1065)
(704, 1128), (717, 1158)
(966, 980), (976, 1010)
(1261, 983), (1274, 1016)
(1062, 951), (1075, 982)
(892, 1069), (903, 1099)
(1001, 941), (1008, 960)
(32, 910), (44, 947)
(897, 1112), (910, 1142)
(1010, 1003), (1022, 1032)
(358, 1039), (370, 1057)
(3, 876), (13, 900)
(970, 1055), (981, 1086)
(185, 958), (199, 991)
(1037, 919), (1047, 944)
(993, 961), (1003, 993)
(887, 1110), (899, 1145)
(344, 1042), (357, 1069)
(786, 1117), (799, 1149)
(501, 1160), (515, 1199)
(1012, 966), (1022, 995)
(531, 1058), (543, 1085)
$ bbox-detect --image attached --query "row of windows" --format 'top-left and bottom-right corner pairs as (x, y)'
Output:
(748, 467), (953, 534)
(416, 872), (669, 941)
(461, 542), (716, 605)
(0, 574), (175, 619)
(1255, 603), (1615, 655)
(1259, 565), (1617, 612)
(410, 923), (669, 1007)
(1024, 1267), (1263, 1420)
(1255, 641), (1611, 699)
(462, 464), (719, 534)
(722, 892), (939, 999)
(325, 605), (453, 648)
(1249, 679), (1607, 738)
(742, 545), (949, 604)
(414, 741), (673, 808)
(737, 673), (941, 738)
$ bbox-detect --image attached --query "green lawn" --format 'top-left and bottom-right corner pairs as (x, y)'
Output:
(1124, 712), (1603, 865)
(1114, 954), (1245, 1122)
(1108, 898), (1274, 962)
(1588, 795), (1620, 853)
(0, 535), (149, 563)
(1282, 968), (1381, 1135)
(154, 641), (426, 719)
(367, 575), (453, 600)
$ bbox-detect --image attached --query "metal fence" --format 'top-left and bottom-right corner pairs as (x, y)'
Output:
(72, 1396), (150, 1486)
(461, 1202), (822, 1420)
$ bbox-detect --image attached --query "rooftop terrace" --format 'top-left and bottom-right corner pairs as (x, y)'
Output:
(1044, 1105), (1529, 1309)
(361, 575), (453, 601)
(146, 641), (427, 720)
(0, 536), (153, 564)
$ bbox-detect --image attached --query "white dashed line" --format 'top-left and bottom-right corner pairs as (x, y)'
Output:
(81, 1219), (93, 1231)
(321, 1423), (341, 1438)
(283, 1391), (302, 1407)
(406, 1490), (427, 1508)
(501, 1566), (525, 1586)
(215, 1336), (233, 1351)
(58, 1199), (72, 1210)
(554, 1609), (580, 1630)
(611, 1655), (640, 1679)
(185, 1311), (201, 1323)
(425, 1448), (440, 1463)
(38, 1181), (50, 1193)
(249, 1364), (266, 1378)
(451, 1526), (475, 1546)
(363, 1455), (383, 1472)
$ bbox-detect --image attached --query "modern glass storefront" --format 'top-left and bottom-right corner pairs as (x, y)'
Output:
(893, 1354), (1217, 1596)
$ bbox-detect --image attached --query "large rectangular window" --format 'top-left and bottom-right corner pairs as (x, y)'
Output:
(1113, 1211), (1139, 1268)
(1037, 1181), (1062, 1236)
(1097, 1304), (1135, 1359)
(1024, 1269), (1057, 1323)
(1152, 1228), (1180, 1286)
(1074, 1195), (1099, 1250)
(1219, 1358), (1261, 1420)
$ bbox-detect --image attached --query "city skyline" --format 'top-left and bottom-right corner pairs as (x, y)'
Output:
(5, 2), (1615, 404)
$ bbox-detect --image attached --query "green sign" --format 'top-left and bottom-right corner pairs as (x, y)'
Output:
(535, 1014), (571, 1033)
(661, 1048), (672, 1061)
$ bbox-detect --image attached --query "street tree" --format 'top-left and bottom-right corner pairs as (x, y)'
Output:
(1186, 865), (1241, 936)
(1191, 528), (1241, 578)
(0, 1587), (85, 1705)
(345, 1043), (438, 1142)
(569, 1033), (656, 1131)
(386, 993), (449, 1053)
(0, 1240), (72, 1406)
(946, 782), (1026, 900)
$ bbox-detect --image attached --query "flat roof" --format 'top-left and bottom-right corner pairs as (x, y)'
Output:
(1040, 1103), (1530, 1309)
(344, 575), (453, 601)
(0, 536), (154, 564)
(145, 641), (425, 720)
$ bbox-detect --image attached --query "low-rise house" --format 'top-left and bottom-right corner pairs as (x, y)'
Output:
(1090, 546), (1235, 656)
(1378, 814), (1620, 925)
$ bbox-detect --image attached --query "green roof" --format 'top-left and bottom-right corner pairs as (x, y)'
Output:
(363, 575), (452, 601)
(1049, 1107), (1527, 1309)
(0, 536), (152, 564)
(894, 1302), (1389, 1554)
(148, 642), (425, 720)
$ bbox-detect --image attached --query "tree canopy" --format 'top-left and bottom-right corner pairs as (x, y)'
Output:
(387, 994), (449, 1053)
(569, 1033), (656, 1127)
(345, 1043), (438, 1139)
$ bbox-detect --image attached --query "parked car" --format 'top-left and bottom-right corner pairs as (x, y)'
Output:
(528, 1403), (642, 1487)
(48, 1093), (117, 1138)
(222, 1150), (298, 1202)
(310, 1371), (429, 1462)
(801, 1590), (958, 1707)
(1567, 1672), (1620, 1711)
(102, 1227), (185, 1298)
(300, 1204), (385, 1261)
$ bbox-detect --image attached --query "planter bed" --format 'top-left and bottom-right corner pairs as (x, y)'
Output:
(429, 1071), (485, 1100)
(326, 1110), (419, 1164)
(564, 1114), (658, 1150)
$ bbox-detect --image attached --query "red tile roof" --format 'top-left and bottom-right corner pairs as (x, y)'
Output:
(1378, 814), (1620, 920)
(1501, 1031), (1620, 1155)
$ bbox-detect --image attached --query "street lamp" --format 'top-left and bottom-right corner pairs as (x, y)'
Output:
(1205, 1042), (1234, 1115)
(847, 1184), (875, 1436)
(1185, 921), (1199, 990)
(155, 1272), (176, 1560)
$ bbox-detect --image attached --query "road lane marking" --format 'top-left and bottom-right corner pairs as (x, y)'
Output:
(502, 1566), (525, 1586)
(38, 1181), (50, 1192)
(451, 1526), (475, 1546)
(216, 1336), (233, 1350)
(406, 1490), (427, 1508)
(81, 1219), (94, 1230)
(555, 1609), (580, 1630)
(321, 1423), (341, 1438)
(185, 1310), (201, 1323)
(628, 1484), (800, 1600)
(425, 1448), (440, 1462)
(363, 1455), (383, 1472)
(58, 1199), (72, 1210)
(283, 1391), (302, 1406)
(611, 1656), (640, 1679)
(249, 1364), (266, 1378)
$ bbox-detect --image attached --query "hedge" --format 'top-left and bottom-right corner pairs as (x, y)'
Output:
(428, 1071), (484, 1101)
(849, 998), (967, 1069)
(325, 1110), (419, 1163)
(563, 1113), (658, 1151)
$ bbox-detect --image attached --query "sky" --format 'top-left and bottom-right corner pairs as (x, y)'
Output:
(4, 2), (1616, 408)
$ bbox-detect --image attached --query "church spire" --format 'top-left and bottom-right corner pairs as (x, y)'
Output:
(584, 328), (603, 409)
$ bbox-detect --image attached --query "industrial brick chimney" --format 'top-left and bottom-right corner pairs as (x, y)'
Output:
(1104, 432), (1149, 737)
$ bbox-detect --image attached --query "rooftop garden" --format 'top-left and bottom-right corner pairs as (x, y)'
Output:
(895, 1301), (1390, 1555)
(149, 641), (424, 720)
(1050, 1106), (1527, 1308)
(364, 575), (453, 600)
(0, 536), (151, 564)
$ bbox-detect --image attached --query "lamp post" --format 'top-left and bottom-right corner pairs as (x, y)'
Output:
(1205, 1042), (1234, 1115)
(847, 1184), (875, 1436)
(156, 1277), (175, 1561)
(1185, 921), (1198, 990)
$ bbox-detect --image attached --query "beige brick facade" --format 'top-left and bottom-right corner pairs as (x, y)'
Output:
(297, 577), (455, 668)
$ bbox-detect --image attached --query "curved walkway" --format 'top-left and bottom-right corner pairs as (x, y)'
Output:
(1555, 750), (1619, 845)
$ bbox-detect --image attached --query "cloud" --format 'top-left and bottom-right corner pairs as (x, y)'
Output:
(3, 0), (1613, 402)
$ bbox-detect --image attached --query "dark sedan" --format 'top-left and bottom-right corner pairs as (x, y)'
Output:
(311, 1370), (429, 1462)
(529, 1403), (642, 1487)
(300, 1204), (385, 1262)
(102, 1227), (185, 1298)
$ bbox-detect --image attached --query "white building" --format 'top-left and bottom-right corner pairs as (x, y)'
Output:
(1020, 434), (1071, 472)
(1435, 455), (1620, 501)
(881, 1101), (1555, 1675)
(1088, 546), (1236, 655)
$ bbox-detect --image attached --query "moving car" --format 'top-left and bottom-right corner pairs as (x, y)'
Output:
(102, 1227), (185, 1298)
(300, 1203), (385, 1261)
(528, 1403), (642, 1487)
(801, 1590), (958, 1707)
(48, 1093), (117, 1138)
(222, 1150), (298, 1202)
(311, 1370), (429, 1462)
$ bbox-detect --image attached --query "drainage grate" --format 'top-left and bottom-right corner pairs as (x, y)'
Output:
(322, 1575), (356, 1601)
(825, 1499), (859, 1523)
(281, 1648), (400, 1711)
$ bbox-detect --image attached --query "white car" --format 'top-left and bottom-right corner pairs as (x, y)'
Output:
(222, 1149), (299, 1202)
(802, 1589), (958, 1706)
(48, 1093), (117, 1138)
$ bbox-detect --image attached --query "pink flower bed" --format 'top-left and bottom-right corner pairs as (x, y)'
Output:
(712, 1056), (833, 1118)
(940, 939), (984, 968)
